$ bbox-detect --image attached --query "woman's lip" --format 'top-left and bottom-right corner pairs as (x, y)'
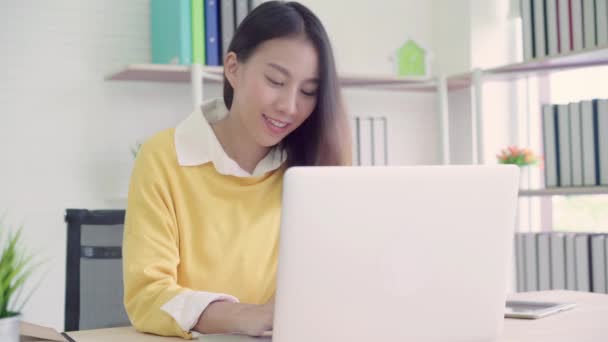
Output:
(263, 113), (291, 134)
(263, 113), (291, 125)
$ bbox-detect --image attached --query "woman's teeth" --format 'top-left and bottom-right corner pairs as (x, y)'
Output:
(264, 114), (288, 128)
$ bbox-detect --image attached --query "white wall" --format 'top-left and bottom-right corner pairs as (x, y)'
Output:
(300, 0), (434, 75)
(0, 0), (224, 329)
(0, 0), (442, 330)
(431, 0), (519, 73)
(431, 0), (472, 76)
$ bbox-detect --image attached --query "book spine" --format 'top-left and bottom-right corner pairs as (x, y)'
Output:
(205, 0), (221, 65)
(523, 0), (535, 59)
(557, 104), (572, 186)
(569, 102), (584, 186)
(192, 0), (206, 64)
(597, 99), (608, 185)
(542, 104), (560, 187)
(581, 100), (598, 185)
(221, 0), (236, 59)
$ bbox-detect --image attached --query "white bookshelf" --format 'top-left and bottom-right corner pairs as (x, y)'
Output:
(455, 46), (608, 193)
(449, 45), (608, 88)
(449, 47), (608, 166)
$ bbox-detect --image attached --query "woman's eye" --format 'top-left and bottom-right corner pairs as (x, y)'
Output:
(301, 90), (317, 97)
(265, 76), (283, 86)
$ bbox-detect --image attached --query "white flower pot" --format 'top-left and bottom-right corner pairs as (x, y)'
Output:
(519, 166), (529, 189)
(0, 314), (20, 342)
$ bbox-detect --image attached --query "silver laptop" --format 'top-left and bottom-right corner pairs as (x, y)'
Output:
(202, 165), (519, 342)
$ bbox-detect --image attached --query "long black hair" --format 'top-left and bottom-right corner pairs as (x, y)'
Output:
(223, 1), (351, 166)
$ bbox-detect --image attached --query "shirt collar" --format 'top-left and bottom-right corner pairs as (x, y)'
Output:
(174, 98), (286, 177)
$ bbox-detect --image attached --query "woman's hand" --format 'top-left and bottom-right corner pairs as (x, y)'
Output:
(232, 296), (275, 336)
(195, 296), (275, 337)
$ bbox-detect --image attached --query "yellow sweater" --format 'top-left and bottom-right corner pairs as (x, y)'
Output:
(123, 128), (285, 338)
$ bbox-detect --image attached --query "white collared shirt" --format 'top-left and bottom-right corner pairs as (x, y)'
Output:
(174, 98), (286, 177)
(160, 98), (285, 335)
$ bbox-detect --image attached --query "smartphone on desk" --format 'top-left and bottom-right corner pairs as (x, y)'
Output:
(505, 300), (576, 319)
(198, 331), (272, 341)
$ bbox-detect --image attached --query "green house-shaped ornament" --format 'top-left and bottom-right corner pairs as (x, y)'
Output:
(393, 39), (431, 77)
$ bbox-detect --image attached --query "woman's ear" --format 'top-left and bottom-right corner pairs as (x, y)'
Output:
(224, 52), (239, 89)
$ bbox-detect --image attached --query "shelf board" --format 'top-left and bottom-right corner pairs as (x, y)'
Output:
(106, 64), (224, 83)
(519, 186), (608, 197)
(450, 45), (608, 87)
(337, 72), (433, 87)
(108, 46), (608, 88)
(105, 64), (436, 90)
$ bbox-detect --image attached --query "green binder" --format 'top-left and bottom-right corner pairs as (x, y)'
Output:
(150, 0), (192, 65)
(191, 0), (206, 65)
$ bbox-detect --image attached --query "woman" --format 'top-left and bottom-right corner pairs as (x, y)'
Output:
(123, 1), (350, 339)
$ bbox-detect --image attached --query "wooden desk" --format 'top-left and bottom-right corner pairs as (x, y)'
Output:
(67, 291), (608, 342)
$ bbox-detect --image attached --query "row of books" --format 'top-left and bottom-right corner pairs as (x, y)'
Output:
(542, 99), (608, 188)
(352, 117), (388, 166)
(515, 232), (608, 294)
(521, 0), (608, 61)
(151, 0), (261, 66)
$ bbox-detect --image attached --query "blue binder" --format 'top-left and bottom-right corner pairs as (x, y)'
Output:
(205, 0), (221, 65)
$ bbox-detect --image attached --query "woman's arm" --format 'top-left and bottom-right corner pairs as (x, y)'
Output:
(123, 139), (195, 338)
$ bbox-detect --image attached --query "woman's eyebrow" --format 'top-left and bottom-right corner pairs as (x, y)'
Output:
(267, 63), (290, 76)
(267, 62), (319, 83)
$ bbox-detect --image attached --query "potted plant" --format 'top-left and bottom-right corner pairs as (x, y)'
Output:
(131, 141), (143, 159)
(0, 226), (37, 342)
(497, 146), (542, 188)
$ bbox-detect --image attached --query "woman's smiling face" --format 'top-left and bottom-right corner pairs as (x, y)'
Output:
(225, 35), (320, 148)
